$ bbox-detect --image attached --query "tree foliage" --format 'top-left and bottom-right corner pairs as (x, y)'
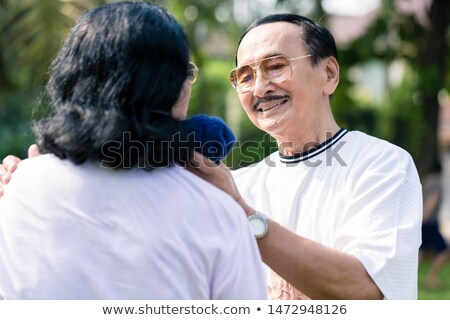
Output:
(336, 0), (450, 177)
(0, 0), (109, 158)
(0, 0), (449, 177)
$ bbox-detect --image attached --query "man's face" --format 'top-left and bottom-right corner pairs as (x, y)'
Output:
(235, 22), (332, 141)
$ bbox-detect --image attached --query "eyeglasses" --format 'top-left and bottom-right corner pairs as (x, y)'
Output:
(228, 54), (312, 93)
(187, 62), (199, 84)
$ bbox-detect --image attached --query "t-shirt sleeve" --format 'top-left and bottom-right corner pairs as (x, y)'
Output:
(339, 148), (422, 299)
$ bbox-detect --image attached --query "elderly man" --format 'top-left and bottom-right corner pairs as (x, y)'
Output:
(190, 14), (422, 300)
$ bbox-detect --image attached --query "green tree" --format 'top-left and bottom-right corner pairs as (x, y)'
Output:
(1, 0), (449, 177)
(0, 0), (109, 158)
(338, 0), (450, 177)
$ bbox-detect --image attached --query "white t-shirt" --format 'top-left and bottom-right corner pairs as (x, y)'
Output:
(232, 129), (422, 300)
(0, 154), (267, 299)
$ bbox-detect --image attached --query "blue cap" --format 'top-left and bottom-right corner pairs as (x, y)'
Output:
(183, 114), (236, 164)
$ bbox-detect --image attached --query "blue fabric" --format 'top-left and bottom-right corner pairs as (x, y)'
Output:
(183, 114), (236, 163)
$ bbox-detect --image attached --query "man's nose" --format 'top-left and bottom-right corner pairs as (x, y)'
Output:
(252, 69), (273, 97)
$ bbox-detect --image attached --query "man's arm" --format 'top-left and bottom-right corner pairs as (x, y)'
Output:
(186, 152), (383, 300)
(258, 219), (383, 299)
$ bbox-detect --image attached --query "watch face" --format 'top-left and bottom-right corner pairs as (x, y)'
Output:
(249, 213), (267, 239)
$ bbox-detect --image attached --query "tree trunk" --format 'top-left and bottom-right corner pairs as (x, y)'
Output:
(416, 0), (450, 178)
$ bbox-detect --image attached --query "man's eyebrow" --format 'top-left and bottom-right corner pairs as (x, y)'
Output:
(238, 53), (284, 66)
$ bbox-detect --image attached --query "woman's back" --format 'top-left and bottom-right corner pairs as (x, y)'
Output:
(0, 155), (266, 299)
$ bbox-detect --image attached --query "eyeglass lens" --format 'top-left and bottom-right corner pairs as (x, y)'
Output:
(188, 62), (198, 83)
(233, 56), (292, 92)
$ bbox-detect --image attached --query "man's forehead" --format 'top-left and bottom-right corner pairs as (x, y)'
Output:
(237, 22), (304, 64)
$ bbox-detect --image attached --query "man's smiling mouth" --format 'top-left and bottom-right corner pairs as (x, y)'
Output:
(257, 98), (289, 112)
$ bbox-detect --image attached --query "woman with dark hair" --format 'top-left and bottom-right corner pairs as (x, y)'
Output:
(37, 1), (193, 168)
(0, 1), (266, 299)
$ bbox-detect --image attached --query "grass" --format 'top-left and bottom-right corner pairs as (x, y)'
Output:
(418, 260), (450, 299)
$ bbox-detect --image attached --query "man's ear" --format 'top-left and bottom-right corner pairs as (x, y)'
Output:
(323, 56), (339, 96)
(171, 81), (192, 120)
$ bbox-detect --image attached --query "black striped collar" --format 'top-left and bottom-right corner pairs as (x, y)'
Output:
(279, 128), (349, 163)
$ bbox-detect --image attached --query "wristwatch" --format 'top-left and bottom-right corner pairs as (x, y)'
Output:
(248, 211), (268, 240)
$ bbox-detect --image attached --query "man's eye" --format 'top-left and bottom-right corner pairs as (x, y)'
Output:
(266, 63), (287, 72)
(238, 72), (253, 84)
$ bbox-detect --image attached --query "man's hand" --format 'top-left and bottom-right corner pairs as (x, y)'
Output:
(0, 144), (40, 197)
(185, 152), (255, 216)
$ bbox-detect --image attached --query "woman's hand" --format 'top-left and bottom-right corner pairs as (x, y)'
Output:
(0, 144), (40, 197)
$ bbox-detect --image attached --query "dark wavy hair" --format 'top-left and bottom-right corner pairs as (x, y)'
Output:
(33, 1), (194, 169)
(235, 14), (338, 66)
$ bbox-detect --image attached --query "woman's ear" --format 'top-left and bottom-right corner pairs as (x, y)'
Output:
(171, 81), (192, 120)
(323, 56), (339, 96)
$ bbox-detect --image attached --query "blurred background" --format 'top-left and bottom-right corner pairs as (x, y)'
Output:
(0, 0), (449, 298)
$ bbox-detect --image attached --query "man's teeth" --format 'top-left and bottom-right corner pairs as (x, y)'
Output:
(258, 99), (287, 112)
